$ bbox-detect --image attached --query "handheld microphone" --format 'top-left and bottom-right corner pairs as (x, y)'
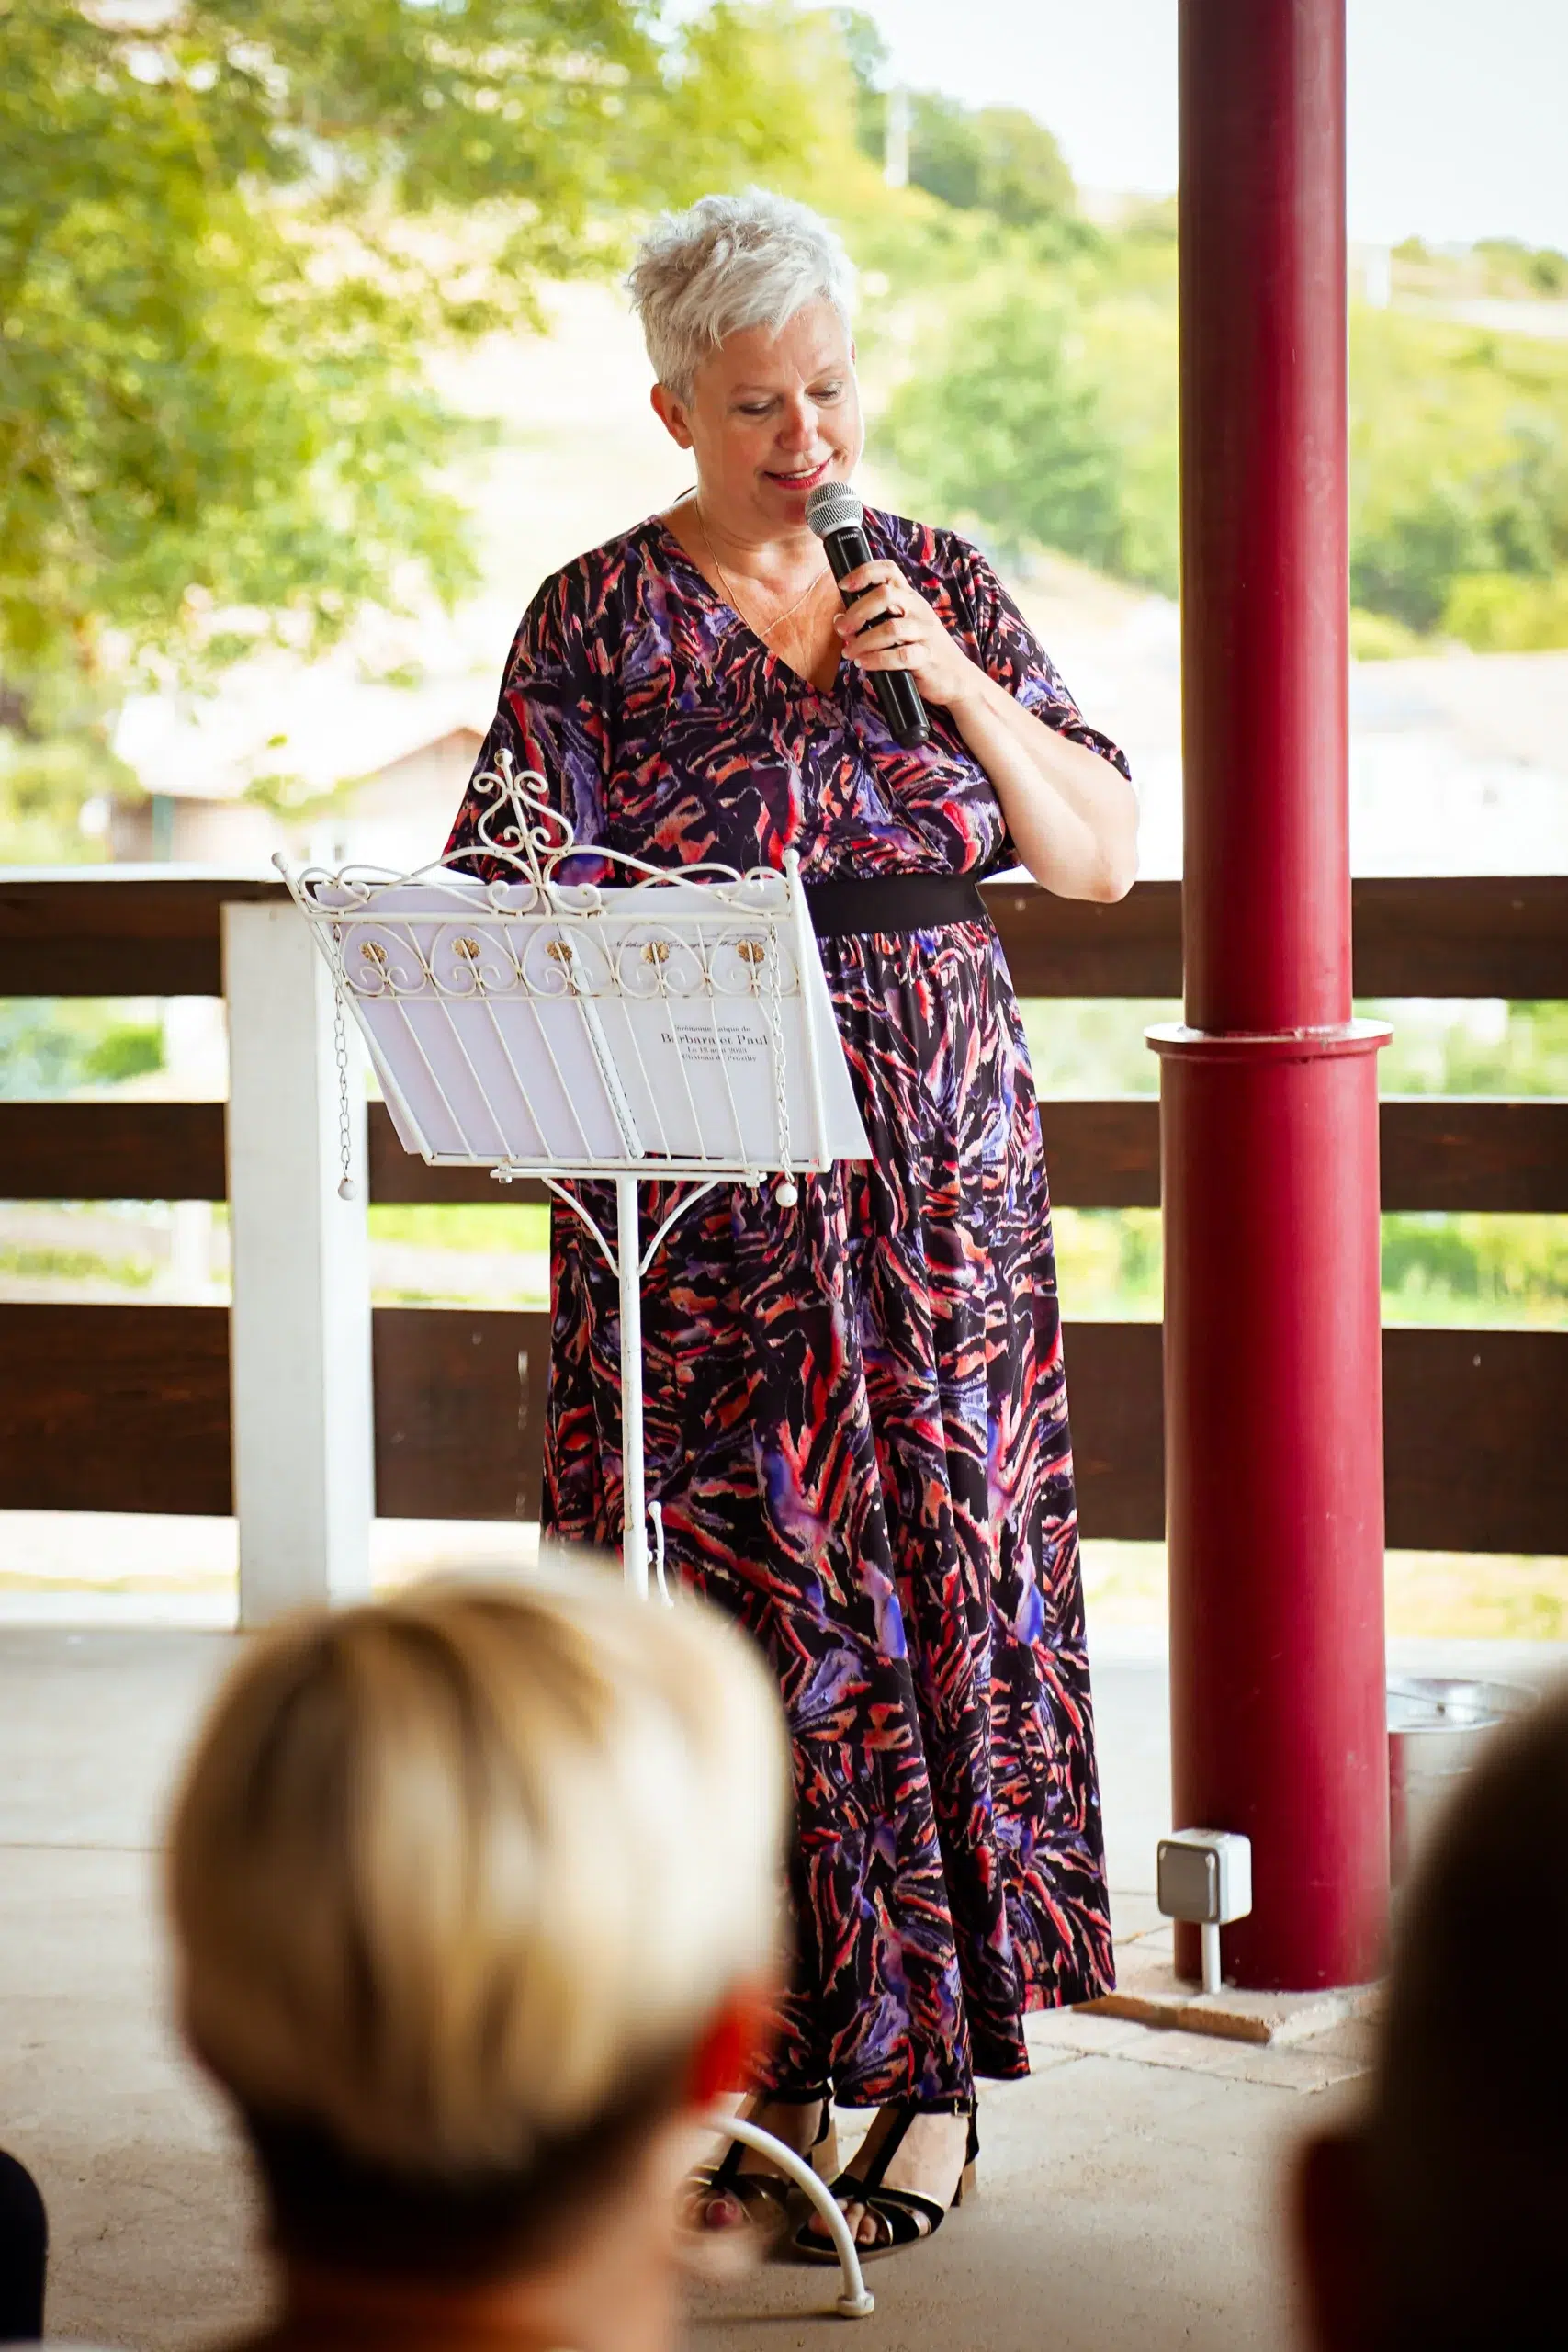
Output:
(805, 482), (931, 750)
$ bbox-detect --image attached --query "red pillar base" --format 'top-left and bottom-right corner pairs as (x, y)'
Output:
(1151, 1021), (1391, 1991)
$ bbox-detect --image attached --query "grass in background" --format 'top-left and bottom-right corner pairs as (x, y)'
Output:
(1050, 1205), (1568, 1329)
(0, 1241), (153, 1287)
(1382, 1213), (1568, 1327)
(1054, 1209), (1162, 1319)
(1023, 998), (1568, 1102)
(1083, 1541), (1568, 1642)
(367, 1203), (551, 1253)
(0, 1001), (164, 1095)
(1022, 998), (1174, 1095)
(3, 1195), (1558, 1330)
(1371, 999), (1568, 1096)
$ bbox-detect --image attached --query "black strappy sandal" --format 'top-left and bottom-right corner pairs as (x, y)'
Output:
(793, 2100), (978, 2264)
(684, 2091), (838, 2259)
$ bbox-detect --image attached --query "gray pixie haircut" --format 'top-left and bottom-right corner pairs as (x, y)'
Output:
(626, 188), (855, 401)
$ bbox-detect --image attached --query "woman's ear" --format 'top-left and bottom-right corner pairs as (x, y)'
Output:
(650, 383), (694, 450)
(1293, 2125), (1379, 2352)
(684, 1982), (775, 2107)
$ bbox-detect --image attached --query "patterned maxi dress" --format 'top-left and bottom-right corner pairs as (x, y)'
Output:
(446, 506), (1127, 2106)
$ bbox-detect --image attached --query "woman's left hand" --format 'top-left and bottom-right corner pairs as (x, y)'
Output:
(833, 561), (984, 715)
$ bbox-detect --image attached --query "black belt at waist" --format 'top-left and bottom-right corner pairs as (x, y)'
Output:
(803, 873), (988, 937)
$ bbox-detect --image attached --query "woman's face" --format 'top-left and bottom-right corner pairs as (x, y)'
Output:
(652, 299), (863, 539)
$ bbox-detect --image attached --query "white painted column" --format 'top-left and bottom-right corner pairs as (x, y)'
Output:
(223, 901), (372, 1624)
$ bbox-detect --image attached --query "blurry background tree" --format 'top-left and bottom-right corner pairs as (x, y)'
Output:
(6, 0), (1568, 867)
(831, 9), (1568, 656)
(1349, 313), (1568, 646)
(0, 0), (835, 854)
(876, 298), (1125, 572)
(837, 15), (1074, 232)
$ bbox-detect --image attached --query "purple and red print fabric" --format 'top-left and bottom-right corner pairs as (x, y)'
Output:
(446, 507), (1128, 2100)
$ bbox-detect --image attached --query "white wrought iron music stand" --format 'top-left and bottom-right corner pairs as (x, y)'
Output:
(276, 752), (876, 2316)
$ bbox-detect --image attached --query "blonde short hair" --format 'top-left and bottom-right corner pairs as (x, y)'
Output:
(167, 1578), (786, 2188)
(626, 187), (855, 401)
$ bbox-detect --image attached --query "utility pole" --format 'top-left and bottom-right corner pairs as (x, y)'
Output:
(884, 85), (909, 190)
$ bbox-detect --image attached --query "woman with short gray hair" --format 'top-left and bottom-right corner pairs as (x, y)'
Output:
(446, 186), (1137, 2267)
(626, 188), (856, 401)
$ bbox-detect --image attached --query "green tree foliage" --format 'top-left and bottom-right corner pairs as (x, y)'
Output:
(902, 93), (989, 210)
(878, 297), (1124, 571)
(831, 4), (891, 159)
(0, 714), (136, 865)
(1380, 1214), (1568, 1326)
(1, 0), (831, 707)
(1398, 234), (1568, 301)
(832, 13), (1074, 233)
(1372, 999), (1568, 1098)
(864, 150), (1568, 643)
(1491, 242), (1568, 297)
(0, 1001), (164, 1096)
(935, 105), (1074, 230)
(1348, 311), (1568, 636)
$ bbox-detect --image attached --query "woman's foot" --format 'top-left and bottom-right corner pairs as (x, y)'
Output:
(797, 2104), (976, 2256)
(681, 2095), (836, 2262)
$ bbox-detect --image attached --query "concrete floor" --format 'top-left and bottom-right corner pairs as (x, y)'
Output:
(3, 1621), (1562, 2352)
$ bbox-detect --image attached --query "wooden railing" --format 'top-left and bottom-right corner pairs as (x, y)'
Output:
(2, 872), (1565, 1555)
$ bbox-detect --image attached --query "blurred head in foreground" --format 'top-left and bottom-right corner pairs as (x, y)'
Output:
(167, 1577), (786, 2350)
(1295, 1680), (1565, 2352)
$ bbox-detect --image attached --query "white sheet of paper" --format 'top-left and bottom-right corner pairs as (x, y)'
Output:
(310, 876), (871, 1172)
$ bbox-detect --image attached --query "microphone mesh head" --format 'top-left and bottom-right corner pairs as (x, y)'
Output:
(805, 481), (863, 539)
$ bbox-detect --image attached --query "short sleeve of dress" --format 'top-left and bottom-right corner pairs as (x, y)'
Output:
(955, 542), (1132, 785)
(443, 565), (611, 879)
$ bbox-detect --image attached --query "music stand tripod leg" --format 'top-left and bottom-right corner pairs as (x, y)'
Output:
(615, 1172), (649, 1598)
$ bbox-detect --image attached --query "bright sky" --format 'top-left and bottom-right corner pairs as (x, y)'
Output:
(852, 0), (1568, 252)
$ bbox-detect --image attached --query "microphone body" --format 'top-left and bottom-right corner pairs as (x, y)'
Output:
(806, 486), (931, 750)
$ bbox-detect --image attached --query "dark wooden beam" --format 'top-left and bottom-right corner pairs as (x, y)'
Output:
(4, 1303), (1562, 1556)
(985, 880), (1183, 998)
(1037, 1100), (1161, 1208)
(6, 872), (1565, 1003)
(373, 1306), (550, 1521)
(1061, 1320), (1167, 1539)
(0, 1102), (229, 1202)
(0, 874), (283, 999)
(6, 1093), (1564, 1214)
(367, 1106), (550, 1208)
(0, 1300), (551, 1522)
(367, 1096), (1568, 1216)
(1383, 1327), (1568, 1555)
(0, 1302), (233, 1514)
(1380, 1098), (1568, 1214)
(1350, 877), (1568, 1002)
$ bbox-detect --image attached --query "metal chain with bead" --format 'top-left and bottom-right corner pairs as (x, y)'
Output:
(332, 963), (355, 1202)
(762, 935), (797, 1208)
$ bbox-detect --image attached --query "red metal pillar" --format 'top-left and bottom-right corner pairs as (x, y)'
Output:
(1149, 0), (1390, 1988)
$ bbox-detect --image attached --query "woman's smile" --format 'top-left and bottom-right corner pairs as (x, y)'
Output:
(763, 456), (833, 492)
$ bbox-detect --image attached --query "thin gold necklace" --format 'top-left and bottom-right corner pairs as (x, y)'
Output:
(693, 502), (827, 644)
